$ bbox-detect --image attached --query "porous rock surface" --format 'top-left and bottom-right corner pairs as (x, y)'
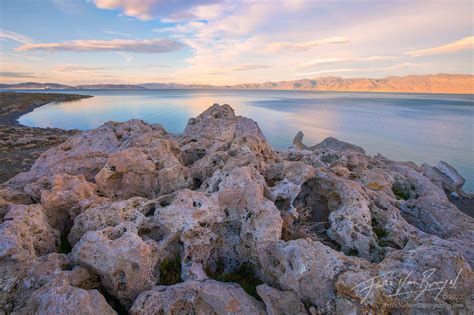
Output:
(1, 104), (473, 314)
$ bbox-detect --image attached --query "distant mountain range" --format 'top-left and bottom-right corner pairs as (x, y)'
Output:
(1, 74), (472, 94)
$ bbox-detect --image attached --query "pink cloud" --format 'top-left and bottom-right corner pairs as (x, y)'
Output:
(406, 36), (474, 57)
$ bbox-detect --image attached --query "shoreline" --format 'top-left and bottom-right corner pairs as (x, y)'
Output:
(0, 92), (91, 182)
(0, 92), (92, 126)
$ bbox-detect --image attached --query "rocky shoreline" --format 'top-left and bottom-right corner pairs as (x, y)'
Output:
(0, 92), (91, 182)
(0, 104), (473, 314)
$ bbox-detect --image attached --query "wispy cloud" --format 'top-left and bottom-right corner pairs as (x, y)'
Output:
(406, 36), (474, 57)
(294, 63), (421, 77)
(231, 64), (272, 71)
(381, 62), (420, 71)
(53, 65), (108, 72)
(92, 0), (220, 21)
(0, 52), (42, 61)
(0, 28), (33, 44)
(298, 56), (398, 68)
(205, 70), (228, 76)
(266, 37), (349, 52)
(16, 38), (186, 53)
(294, 68), (361, 77)
(53, 64), (170, 72)
(0, 71), (39, 78)
(117, 52), (134, 63)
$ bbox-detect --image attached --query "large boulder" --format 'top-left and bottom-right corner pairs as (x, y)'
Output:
(19, 277), (116, 315)
(68, 197), (149, 246)
(130, 280), (265, 315)
(256, 284), (307, 315)
(258, 239), (358, 312)
(0, 203), (59, 262)
(71, 227), (160, 306)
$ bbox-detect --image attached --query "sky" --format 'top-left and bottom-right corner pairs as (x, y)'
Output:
(0, 0), (473, 85)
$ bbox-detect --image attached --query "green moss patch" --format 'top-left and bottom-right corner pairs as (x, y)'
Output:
(392, 185), (410, 200)
(159, 256), (182, 285)
(347, 249), (359, 256)
(374, 227), (387, 239)
(214, 263), (263, 300)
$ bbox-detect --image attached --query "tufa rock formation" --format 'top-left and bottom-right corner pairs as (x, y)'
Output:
(1, 104), (473, 314)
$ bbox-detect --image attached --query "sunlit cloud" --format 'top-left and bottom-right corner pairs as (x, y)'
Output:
(53, 65), (108, 72)
(381, 62), (420, 71)
(53, 64), (171, 73)
(298, 56), (398, 68)
(0, 28), (33, 44)
(0, 52), (42, 61)
(294, 68), (361, 77)
(293, 63), (421, 77)
(266, 37), (350, 53)
(92, 0), (220, 21)
(406, 36), (474, 57)
(16, 38), (186, 53)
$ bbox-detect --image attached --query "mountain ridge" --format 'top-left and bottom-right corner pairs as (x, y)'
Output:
(1, 74), (472, 94)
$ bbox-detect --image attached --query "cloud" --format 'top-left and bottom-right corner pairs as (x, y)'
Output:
(406, 36), (474, 57)
(0, 28), (33, 44)
(381, 62), (420, 71)
(53, 64), (170, 73)
(0, 52), (42, 61)
(231, 64), (272, 71)
(116, 52), (134, 63)
(16, 38), (185, 53)
(298, 56), (398, 68)
(53, 65), (108, 72)
(91, 0), (220, 21)
(293, 62), (421, 77)
(204, 70), (228, 75)
(266, 37), (350, 52)
(294, 68), (362, 77)
(0, 71), (39, 78)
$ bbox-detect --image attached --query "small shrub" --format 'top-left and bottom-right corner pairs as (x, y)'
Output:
(374, 227), (387, 238)
(215, 263), (263, 299)
(281, 205), (322, 242)
(347, 249), (359, 256)
(159, 256), (182, 285)
(392, 185), (410, 200)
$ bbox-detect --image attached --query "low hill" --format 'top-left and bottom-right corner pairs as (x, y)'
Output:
(1, 74), (472, 93)
(75, 84), (146, 90)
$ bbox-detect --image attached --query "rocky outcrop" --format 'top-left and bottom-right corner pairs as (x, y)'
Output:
(1, 104), (473, 314)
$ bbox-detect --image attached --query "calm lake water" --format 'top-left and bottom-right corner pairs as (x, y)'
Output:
(15, 89), (474, 191)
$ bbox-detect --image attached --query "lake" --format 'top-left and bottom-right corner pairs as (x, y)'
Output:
(15, 89), (474, 191)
